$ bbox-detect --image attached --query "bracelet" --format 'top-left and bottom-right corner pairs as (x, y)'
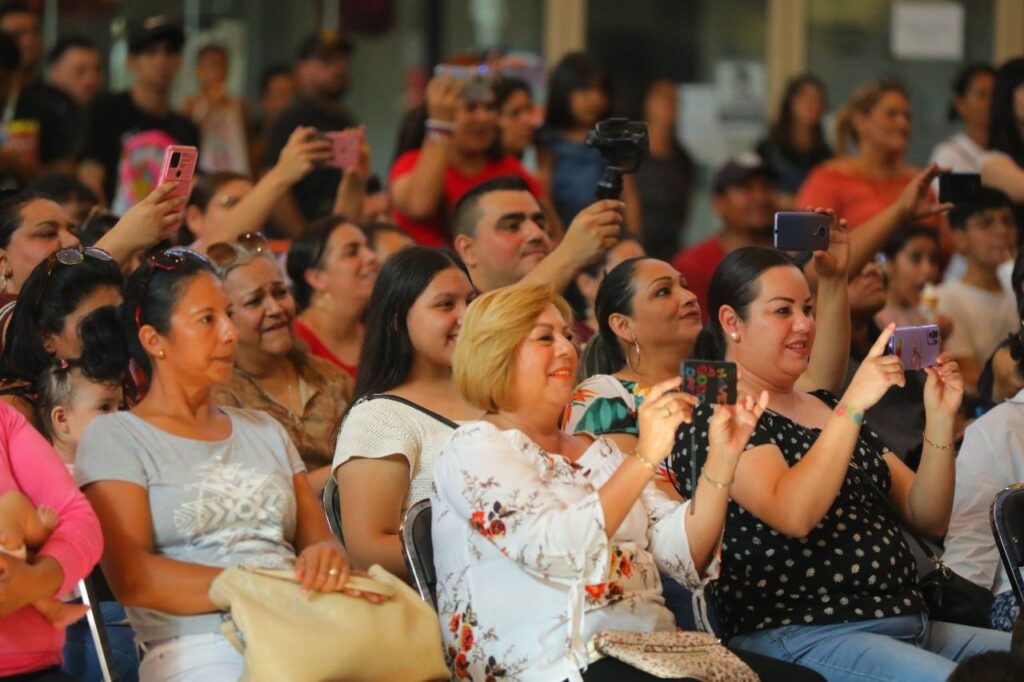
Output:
(628, 449), (658, 476)
(923, 435), (955, 451)
(425, 118), (455, 132)
(834, 403), (864, 424)
(426, 129), (452, 144)
(701, 470), (734, 489)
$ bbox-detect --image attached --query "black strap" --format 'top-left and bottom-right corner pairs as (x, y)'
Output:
(364, 394), (459, 429)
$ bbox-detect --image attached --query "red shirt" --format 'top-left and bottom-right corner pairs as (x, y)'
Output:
(671, 236), (726, 324)
(389, 150), (543, 246)
(796, 163), (938, 230)
(293, 319), (357, 379)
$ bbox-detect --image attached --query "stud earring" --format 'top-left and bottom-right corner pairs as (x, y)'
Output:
(729, 332), (739, 342)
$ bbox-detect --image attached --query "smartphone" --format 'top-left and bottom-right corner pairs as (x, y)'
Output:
(156, 145), (198, 201)
(773, 212), (830, 252)
(938, 173), (982, 205)
(680, 360), (738, 405)
(886, 324), (941, 370)
(433, 64), (493, 101)
(323, 129), (360, 170)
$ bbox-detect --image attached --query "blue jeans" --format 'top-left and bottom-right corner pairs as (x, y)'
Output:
(729, 613), (1010, 682)
(62, 601), (139, 682)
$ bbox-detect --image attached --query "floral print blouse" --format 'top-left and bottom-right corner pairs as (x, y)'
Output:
(431, 421), (718, 682)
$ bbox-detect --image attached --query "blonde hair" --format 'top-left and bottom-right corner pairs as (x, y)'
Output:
(453, 282), (573, 412)
(833, 79), (908, 153)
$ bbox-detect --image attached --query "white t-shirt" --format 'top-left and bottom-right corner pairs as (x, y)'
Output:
(936, 278), (1019, 367)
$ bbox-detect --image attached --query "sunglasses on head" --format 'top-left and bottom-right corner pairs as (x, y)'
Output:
(206, 233), (269, 275)
(34, 247), (114, 313)
(134, 247), (211, 328)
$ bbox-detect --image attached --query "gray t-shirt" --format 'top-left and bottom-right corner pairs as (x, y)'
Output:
(75, 406), (306, 643)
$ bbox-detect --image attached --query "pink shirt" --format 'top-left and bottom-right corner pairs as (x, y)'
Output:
(0, 402), (102, 675)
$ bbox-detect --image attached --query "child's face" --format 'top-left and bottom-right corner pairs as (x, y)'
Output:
(960, 207), (1017, 269)
(887, 236), (940, 306)
(62, 379), (122, 449)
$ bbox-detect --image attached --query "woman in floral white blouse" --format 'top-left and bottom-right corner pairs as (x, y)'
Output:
(432, 283), (821, 682)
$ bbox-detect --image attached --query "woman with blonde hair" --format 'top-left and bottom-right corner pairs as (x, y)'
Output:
(431, 282), (822, 681)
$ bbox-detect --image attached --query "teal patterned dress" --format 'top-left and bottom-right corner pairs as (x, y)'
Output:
(562, 374), (650, 437)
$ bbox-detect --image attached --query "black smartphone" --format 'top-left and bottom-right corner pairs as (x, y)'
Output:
(680, 360), (738, 405)
(773, 212), (830, 252)
(938, 173), (982, 205)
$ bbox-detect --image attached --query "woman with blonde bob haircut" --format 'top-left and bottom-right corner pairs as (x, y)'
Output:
(434, 283), (818, 682)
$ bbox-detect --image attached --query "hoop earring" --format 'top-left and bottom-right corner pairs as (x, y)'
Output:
(625, 338), (642, 372)
(0, 270), (6, 293)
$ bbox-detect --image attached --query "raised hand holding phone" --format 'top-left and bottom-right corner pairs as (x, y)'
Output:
(156, 145), (198, 201)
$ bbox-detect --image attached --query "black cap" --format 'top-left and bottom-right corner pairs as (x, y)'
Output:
(128, 16), (184, 55)
(712, 152), (776, 194)
(296, 29), (354, 61)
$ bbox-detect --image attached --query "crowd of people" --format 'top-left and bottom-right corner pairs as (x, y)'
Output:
(3, 3), (1024, 681)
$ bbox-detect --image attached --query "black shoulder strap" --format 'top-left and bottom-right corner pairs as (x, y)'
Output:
(365, 394), (459, 429)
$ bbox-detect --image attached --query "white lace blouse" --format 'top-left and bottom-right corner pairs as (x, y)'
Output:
(431, 421), (718, 682)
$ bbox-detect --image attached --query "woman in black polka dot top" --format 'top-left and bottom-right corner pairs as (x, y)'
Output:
(668, 245), (1010, 682)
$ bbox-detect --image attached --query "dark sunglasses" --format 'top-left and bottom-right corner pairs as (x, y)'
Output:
(134, 248), (211, 328)
(34, 247), (114, 312)
(206, 233), (269, 275)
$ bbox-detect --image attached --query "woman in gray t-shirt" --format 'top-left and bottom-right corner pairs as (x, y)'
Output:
(76, 249), (380, 681)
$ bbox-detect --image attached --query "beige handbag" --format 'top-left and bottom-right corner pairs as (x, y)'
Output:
(592, 630), (759, 681)
(208, 564), (450, 682)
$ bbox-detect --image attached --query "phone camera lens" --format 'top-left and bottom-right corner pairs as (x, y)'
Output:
(169, 152), (181, 167)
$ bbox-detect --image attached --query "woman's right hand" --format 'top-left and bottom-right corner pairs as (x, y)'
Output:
(841, 323), (905, 411)
(426, 75), (466, 123)
(635, 377), (700, 466)
(275, 126), (333, 184)
(707, 391), (770, 461)
(895, 163), (954, 223)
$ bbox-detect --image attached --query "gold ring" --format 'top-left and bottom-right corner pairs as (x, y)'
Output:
(328, 568), (339, 576)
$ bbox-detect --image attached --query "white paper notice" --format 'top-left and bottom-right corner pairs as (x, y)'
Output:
(891, 2), (964, 60)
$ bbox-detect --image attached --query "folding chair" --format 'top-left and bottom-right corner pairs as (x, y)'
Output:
(78, 567), (121, 682)
(400, 499), (436, 609)
(991, 483), (1024, 609)
(321, 476), (344, 544)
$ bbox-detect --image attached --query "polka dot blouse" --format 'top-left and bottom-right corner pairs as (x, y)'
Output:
(667, 390), (924, 638)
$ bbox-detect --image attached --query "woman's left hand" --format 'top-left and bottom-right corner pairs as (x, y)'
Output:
(0, 553), (62, 617)
(809, 207), (850, 280)
(923, 353), (964, 418)
(295, 541), (387, 602)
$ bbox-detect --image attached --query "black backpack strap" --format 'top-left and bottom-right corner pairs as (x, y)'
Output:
(365, 394), (459, 429)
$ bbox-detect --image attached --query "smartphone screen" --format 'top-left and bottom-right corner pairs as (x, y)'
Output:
(323, 129), (359, 170)
(773, 212), (830, 252)
(938, 173), (982, 205)
(156, 145), (198, 201)
(886, 324), (941, 370)
(680, 360), (738, 405)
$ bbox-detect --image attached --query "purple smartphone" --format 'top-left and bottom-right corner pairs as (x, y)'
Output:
(886, 324), (941, 370)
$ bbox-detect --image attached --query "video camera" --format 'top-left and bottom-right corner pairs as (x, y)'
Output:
(585, 118), (650, 200)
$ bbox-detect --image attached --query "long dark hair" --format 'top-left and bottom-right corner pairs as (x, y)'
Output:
(948, 63), (995, 123)
(351, 247), (468, 405)
(577, 257), (647, 382)
(769, 74), (830, 155)
(543, 52), (610, 132)
(286, 215), (358, 311)
(695, 247), (797, 360)
(0, 253), (124, 383)
(989, 57), (1024, 164)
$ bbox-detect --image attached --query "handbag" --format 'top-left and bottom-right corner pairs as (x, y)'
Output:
(208, 564), (450, 682)
(848, 463), (994, 628)
(591, 630), (759, 681)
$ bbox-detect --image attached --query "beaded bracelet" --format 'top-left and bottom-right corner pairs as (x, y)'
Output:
(628, 449), (658, 476)
(923, 435), (955, 451)
(834, 403), (864, 424)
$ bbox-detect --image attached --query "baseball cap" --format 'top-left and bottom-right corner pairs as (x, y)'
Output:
(712, 152), (776, 194)
(296, 29), (354, 62)
(128, 16), (185, 55)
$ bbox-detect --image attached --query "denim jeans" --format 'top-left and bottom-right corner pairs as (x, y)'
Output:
(62, 601), (139, 682)
(729, 613), (1011, 682)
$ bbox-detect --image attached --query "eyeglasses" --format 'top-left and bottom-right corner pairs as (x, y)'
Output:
(134, 247), (211, 328)
(206, 233), (269, 276)
(34, 247), (113, 312)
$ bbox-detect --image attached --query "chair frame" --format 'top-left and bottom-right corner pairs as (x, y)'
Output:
(321, 476), (344, 544)
(400, 498), (436, 609)
(78, 570), (121, 682)
(990, 482), (1024, 609)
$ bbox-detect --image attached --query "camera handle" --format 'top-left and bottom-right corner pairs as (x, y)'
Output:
(595, 166), (625, 201)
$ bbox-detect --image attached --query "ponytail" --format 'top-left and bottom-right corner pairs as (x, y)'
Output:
(578, 333), (626, 383)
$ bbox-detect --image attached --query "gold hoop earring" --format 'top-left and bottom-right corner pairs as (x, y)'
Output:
(625, 338), (642, 372)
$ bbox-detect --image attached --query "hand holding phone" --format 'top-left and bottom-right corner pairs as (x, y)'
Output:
(774, 212), (830, 252)
(886, 324), (941, 370)
(680, 360), (738, 405)
(156, 145), (198, 201)
(322, 129), (360, 170)
(938, 173), (981, 205)
(432, 64), (493, 101)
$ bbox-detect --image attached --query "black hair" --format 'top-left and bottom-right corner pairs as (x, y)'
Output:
(948, 63), (995, 123)
(450, 174), (532, 238)
(695, 247), (798, 360)
(947, 652), (1024, 682)
(0, 252), (124, 384)
(121, 250), (215, 381)
(0, 1), (32, 24)
(990, 57), (1024, 164)
(35, 305), (128, 442)
(948, 187), (1015, 230)
(286, 215), (359, 310)
(0, 28), (18, 71)
(76, 212), (120, 247)
(577, 257), (647, 382)
(543, 52), (610, 131)
(364, 221), (411, 246)
(392, 103), (427, 161)
(351, 247), (468, 407)
(259, 63), (293, 97)
(45, 35), (95, 67)
(27, 172), (98, 207)
(769, 74), (830, 156)
(494, 76), (531, 111)
(0, 190), (48, 248)
(1012, 247), (1024, 313)
(197, 43), (228, 62)
(366, 173), (383, 195)
(177, 170), (250, 245)
(881, 223), (940, 259)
